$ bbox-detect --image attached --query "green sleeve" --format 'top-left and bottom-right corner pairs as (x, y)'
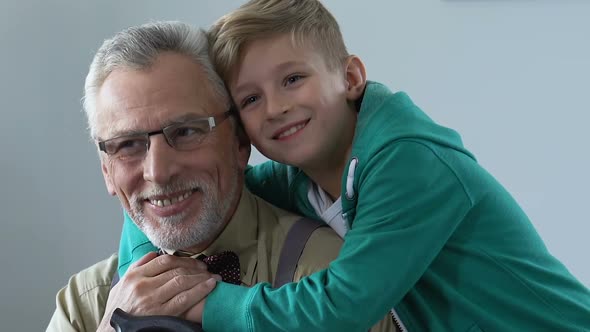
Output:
(203, 141), (472, 331)
(245, 161), (296, 213)
(118, 211), (157, 276)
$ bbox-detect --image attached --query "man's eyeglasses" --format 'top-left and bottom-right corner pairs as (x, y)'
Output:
(98, 111), (232, 161)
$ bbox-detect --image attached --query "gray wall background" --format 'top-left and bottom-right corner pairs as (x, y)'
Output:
(0, 1), (588, 330)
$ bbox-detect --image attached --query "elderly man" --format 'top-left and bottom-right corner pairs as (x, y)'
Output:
(47, 22), (397, 332)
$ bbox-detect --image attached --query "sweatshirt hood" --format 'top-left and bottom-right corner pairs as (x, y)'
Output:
(357, 81), (475, 160)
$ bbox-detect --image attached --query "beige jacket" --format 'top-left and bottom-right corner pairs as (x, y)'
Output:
(47, 189), (396, 331)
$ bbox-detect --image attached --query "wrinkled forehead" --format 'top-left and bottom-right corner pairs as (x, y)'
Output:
(93, 54), (224, 140)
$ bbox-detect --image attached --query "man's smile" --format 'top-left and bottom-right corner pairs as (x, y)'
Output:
(144, 189), (200, 218)
(147, 190), (194, 207)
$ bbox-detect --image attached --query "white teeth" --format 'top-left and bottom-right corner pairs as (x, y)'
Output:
(278, 123), (306, 139)
(150, 191), (192, 207)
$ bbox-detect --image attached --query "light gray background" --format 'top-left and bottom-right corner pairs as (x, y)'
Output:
(0, 1), (588, 331)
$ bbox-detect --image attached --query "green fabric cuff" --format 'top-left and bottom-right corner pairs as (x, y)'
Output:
(203, 281), (257, 332)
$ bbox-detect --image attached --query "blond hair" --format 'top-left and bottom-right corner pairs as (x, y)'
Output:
(208, 0), (349, 83)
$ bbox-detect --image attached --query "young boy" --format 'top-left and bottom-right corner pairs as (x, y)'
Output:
(118, 0), (590, 331)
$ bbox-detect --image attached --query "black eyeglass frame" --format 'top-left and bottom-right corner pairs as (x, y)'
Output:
(97, 110), (233, 157)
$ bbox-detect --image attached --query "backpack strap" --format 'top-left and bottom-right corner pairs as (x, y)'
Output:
(274, 217), (326, 288)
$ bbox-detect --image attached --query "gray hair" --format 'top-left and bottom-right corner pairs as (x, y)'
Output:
(83, 21), (231, 138)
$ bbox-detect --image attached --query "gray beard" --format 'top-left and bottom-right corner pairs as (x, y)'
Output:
(128, 172), (240, 251)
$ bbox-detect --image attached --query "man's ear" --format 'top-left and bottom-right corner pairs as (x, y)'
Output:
(343, 55), (367, 101)
(237, 142), (252, 171)
(234, 119), (251, 170)
(101, 159), (117, 196)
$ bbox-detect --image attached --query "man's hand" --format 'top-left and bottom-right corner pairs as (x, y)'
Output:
(97, 252), (219, 332)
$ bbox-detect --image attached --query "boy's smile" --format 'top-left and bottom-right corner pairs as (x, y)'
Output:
(272, 119), (310, 141)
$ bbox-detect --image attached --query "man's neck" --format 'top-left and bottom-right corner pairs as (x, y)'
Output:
(178, 188), (258, 258)
(164, 186), (243, 255)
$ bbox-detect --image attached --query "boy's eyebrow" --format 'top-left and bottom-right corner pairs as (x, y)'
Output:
(273, 60), (307, 73)
(233, 60), (308, 95)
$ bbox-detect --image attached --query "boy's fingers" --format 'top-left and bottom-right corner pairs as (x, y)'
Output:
(140, 254), (208, 278)
(150, 267), (214, 290)
(157, 272), (216, 304)
(129, 252), (159, 269)
(164, 278), (217, 317)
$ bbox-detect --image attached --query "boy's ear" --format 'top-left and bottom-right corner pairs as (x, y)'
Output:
(343, 55), (367, 101)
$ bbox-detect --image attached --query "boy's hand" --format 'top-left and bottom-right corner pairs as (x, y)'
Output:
(184, 298), (207, 323)
(97, 252), (218, 332)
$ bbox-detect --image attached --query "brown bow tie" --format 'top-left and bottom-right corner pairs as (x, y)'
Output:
(159, 249), (242, 285)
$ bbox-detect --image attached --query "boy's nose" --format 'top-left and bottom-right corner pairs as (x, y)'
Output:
(265, 94), (291, 119)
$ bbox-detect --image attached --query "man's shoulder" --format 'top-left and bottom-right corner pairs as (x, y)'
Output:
(261, 198), (343, 280)
(66, 254), (118, 297)
(47, 254), (118, 332)
(251, 192), (301, 234)
(293, 224), (343, 281)
(252, 192), (341, 244)
(246, 191), (343, 282)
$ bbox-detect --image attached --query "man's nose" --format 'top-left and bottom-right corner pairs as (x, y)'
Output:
(142, 135), (180, 185)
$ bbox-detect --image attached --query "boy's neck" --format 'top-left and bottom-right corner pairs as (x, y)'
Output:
(304, 144), (352, 201)
(303, 103), (359, 201)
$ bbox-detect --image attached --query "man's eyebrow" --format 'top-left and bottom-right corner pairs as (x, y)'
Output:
(97, 111), (211, 141)
(100, 112), (209, 140)
(99, 127), (145, 141)
(165, 112), (209, 125)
